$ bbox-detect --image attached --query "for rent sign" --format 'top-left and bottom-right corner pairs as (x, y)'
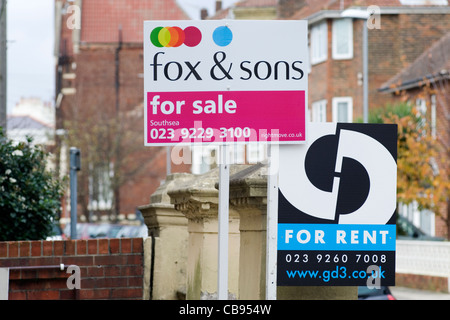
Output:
(277, 123), (398, 286)
(143, 21), (308, 146)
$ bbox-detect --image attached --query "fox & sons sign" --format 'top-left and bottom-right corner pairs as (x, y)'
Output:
(143, 20), (308, 146)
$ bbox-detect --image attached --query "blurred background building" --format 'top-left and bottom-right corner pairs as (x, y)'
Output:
(50, 0), (449, 239)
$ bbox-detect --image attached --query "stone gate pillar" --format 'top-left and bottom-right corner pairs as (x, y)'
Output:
(139, 173), (192, 300)
(229, 163), (268, 300)
(169, 165), (248, 300)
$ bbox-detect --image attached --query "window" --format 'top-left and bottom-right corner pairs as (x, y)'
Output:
(332, 97), (353, 122)
(431, 95), (437, 139)
(332, 18), (353, 60)
(192, 145), (216, 174)
(416, 98), (427, 134)
(312, 99), (327, 122)
(88, 162), (114, 211)
(398, 201), (436, 237)
(192, 144), (246, 174)
(247, 143), (266, 164)
(310, 21), (328, 64)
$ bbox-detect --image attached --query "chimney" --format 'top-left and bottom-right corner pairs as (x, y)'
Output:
(278, 0), (306, 19)
(215, 0), (222, 12)
(201, 8), (208, 20)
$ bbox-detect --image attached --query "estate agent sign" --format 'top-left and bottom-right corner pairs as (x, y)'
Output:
(278, 123), (397, 287)
(143, 20), (308, 145)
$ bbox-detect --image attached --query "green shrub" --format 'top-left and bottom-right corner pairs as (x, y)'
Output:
(0, 128), (64, 240)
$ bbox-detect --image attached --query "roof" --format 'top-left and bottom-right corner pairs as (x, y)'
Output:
(7, 116), (54, 130)
(208, 0), (448, 20)
(379, 31), (450, 92)
(288, 0), (449, 20)
(208, 8), (233, 20)
(80, 0), (189, 43)
(208, 0), (277, 20)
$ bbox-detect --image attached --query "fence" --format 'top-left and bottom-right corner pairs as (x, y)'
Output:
(396, 240), (450, 292)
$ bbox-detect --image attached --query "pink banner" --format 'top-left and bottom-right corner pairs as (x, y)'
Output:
(146, 90), (306, 145)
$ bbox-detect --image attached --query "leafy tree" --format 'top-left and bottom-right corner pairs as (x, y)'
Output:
(370, 103), (449, 217)
(0, 128), (65, 240)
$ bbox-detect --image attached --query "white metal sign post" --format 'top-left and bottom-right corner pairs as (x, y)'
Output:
(144, 20), (308, 300)
(266, 144), (279, 300)
(218, 144), (229, 300)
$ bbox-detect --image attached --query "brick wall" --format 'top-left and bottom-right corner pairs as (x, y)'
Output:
(369, 13), (450, 111)
(0, 238), (144, 300)
(307, 12), (450, 122)
(396, 273), (449, 293)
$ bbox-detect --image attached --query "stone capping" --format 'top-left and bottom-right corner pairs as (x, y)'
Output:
(168, 165), (251, 220)
(149, 173), (194, 205)
(228, 163), (268, 209)
(139, 173), (192, 236)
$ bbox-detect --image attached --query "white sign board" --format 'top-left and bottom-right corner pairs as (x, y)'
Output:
(143, 20), (308, 145)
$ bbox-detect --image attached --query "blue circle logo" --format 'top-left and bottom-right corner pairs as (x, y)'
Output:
(213, 26), (233, 47)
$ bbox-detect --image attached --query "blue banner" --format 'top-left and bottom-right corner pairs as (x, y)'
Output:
(278, 224), (396, 251)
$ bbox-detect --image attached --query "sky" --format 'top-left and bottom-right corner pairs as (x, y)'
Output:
(6, 0), (239, 115)
(7, 0), (54, 114)
(177, 0), (239, 20)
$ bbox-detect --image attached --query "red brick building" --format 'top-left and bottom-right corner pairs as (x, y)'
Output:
(287, 0), (450, 123)
(54, 0), (190, 223)
(208, 0), (450, 238)
(380, 32), (450, 238)
(286, 0), (450, 238)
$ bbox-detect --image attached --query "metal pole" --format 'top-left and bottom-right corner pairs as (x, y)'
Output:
(340, 10), (370, 123)
(265, 143), (279, 300)
(70, 147), (80, 239)
(217, 144), (229, 300)
(70, 163), (77, 239)
(166, 146), (171, 176)
(363, 21), (368, 123)
(0, 0), (7, 133)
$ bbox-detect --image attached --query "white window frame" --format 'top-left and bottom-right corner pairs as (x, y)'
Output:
(398, 201), (436, 237)
(431, 94), (437, 139)
(416, 97), (427, 135)
(332, 97), (353, 123)
(88, 162), (114, 211)
(311, 99), (327, 122)
(332, 18), (353, 60)
(310, 21), (328, 65)
(247, 143), (266, 164)
(192, 144), (246, 174)
(192, 145), (217, 175)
